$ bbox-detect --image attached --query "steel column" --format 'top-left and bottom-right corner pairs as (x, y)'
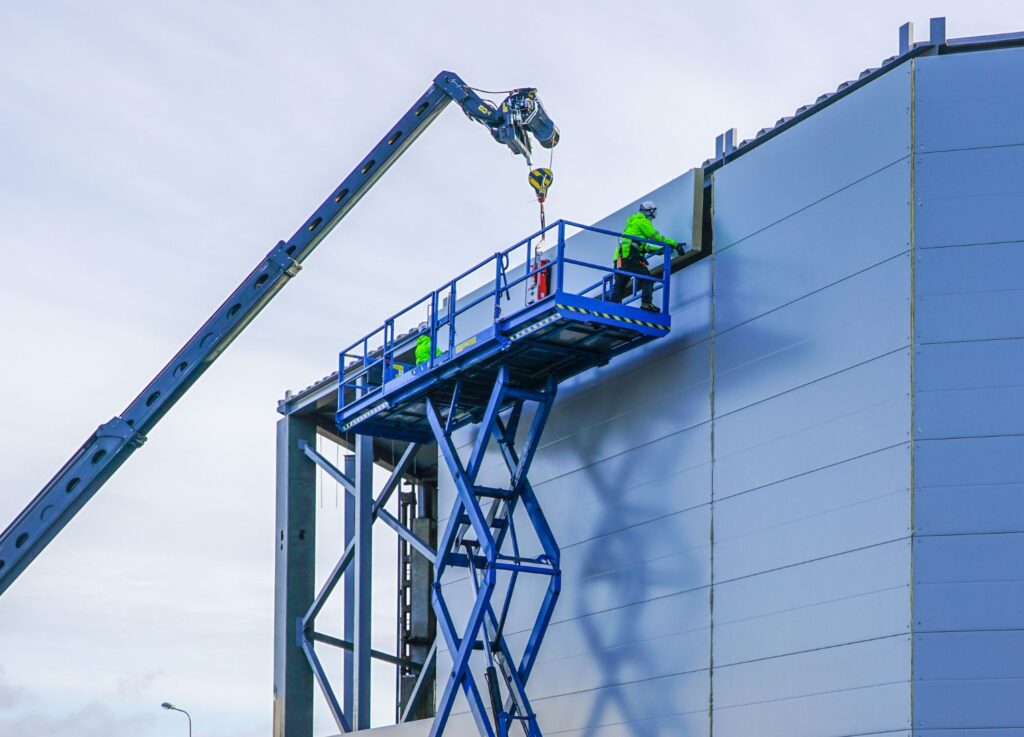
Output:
(343, 454), (356, 723)
(352, 433), (374, 729)
(273, 415), (317, 737)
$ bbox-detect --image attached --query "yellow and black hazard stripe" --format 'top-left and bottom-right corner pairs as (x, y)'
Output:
(556, 304), (670, 331)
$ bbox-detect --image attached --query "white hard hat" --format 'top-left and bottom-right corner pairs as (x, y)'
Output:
(639, 200), (658, 218)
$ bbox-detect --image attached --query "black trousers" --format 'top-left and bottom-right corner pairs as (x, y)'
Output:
(609, 257), (653, 305)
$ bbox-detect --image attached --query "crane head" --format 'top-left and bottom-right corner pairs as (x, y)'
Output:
(493, 88), (560, 164)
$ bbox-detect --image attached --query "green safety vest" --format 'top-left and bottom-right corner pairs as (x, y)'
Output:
(615, 211), (679, 261)
(415, 334), (440, 365)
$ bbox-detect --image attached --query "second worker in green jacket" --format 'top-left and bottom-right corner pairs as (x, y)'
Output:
(609, 200), (687, 311)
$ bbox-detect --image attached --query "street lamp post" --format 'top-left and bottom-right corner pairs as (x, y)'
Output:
(160, 702), (192, 737)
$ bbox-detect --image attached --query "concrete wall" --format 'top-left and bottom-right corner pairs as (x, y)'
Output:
(911, 45), (1024, 733)
(346, 44), (1024, 737)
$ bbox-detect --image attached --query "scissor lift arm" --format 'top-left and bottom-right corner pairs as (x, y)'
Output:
(0, 71), (558, 597)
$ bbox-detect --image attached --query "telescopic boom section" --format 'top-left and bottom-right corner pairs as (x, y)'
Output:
(0, 71), (559, 597)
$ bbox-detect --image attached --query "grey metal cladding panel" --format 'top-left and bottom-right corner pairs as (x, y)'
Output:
(714, 255), (910, 417)
(713, 350), (911, 499)
(713, 445), (910, 581)
(916, 338), (1024, 393)
(913, 533), (1024, 643)
(915, 476), (1024, 536)
(537, 713), (707, 737)
(913, 632), (1024, 737)
(527, 670), (709, 736)
(540, 336), (711, 449)
(481, 394), (711, 502)
(915, 483), (1024, 536)
(917, 732), (1024, 737)
(391, 713), (709, 737)
(535, 448), (711, 550)
(505, 620), (709, 704)
(713, 681), (910, 737)
(713, 158), (910, 334)
(714, 636), (910, 707)
(559, 500), (710, 609)
(437, 419), (711, 534)
(714, 62), (910, 250)
(915, 679), (1024, 729)
(915, 436), (1024, 488)
(355, 720), (430, 737)
(914, 532), (1024, 585)
(503, 588), (709, 675)
(714, 583), (909, 666)
(914, 242), (1024, 343)
(915, 436), (1024, 535)
(440, 505), (711, 636)
(915, 581), (1024, 631)
(916, 631), (1024, 680)
(916, 46), (1024, 153)
(915, 146), (1024, 248)
(916, 384), (1024, 440)
(437, 670), (710, 736)
(713, 540), (911, 660)
(915, 336), (1024, 439)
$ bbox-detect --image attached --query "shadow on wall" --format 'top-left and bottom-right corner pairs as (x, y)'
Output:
(568, 434), (701, 737)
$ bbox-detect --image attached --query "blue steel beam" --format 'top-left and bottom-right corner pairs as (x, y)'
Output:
(352, 433), (374, 730)
(301, 636), (352, 734)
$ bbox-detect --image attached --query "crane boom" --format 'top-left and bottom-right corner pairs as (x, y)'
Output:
(0, 71), (558, 597)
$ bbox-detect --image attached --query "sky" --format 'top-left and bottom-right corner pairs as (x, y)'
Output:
(0, 2), (1020, 736)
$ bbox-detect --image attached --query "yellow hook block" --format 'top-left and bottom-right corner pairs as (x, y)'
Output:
(528, 168), (553, 202)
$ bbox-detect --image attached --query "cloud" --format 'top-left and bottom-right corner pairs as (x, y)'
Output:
(0, 667), (152, 737)
(117, 669), (165, 697)
(0, 704), (154, 737)
(0, 668), (26, 709)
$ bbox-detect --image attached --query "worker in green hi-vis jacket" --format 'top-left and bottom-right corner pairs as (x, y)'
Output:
(415, 333), (441, 366)
(609, 200), (687, 312)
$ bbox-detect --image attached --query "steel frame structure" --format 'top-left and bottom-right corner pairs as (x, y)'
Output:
(290, 435), (437, 733)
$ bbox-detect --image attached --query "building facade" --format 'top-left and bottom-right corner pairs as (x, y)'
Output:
(277, 25), (1024, 737)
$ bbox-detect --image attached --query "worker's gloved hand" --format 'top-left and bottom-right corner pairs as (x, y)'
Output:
(675, 243), (688, 256)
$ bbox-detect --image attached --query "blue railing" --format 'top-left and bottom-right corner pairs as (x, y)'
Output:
(338, 219), (675, 399)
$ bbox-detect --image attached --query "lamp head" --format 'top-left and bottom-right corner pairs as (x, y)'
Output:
(161, 702), (174, 710)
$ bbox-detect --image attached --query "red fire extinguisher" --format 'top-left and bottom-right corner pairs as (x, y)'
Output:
(528, 253), (551, 304)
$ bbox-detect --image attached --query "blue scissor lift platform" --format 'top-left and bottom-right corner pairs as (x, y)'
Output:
(334, 220), (675, 737)
(338, 290), (668, 442)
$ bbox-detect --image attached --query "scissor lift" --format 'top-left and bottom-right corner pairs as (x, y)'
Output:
(335, 220), (674, 737)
